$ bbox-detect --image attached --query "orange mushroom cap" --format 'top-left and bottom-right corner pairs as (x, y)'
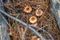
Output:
(31, 36), (41, 40)
(31, 36), (37, 40)
(35, 8), (43, 16)
(29, 16), (37, 23)
(24, 5), (32, 13)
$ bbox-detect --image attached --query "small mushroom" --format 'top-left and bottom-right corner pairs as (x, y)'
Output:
(37, 38), (41, 40)
(31, 23), (38, 27)
(24, 5), (32, 13)
(31, 36), (41, 40)
(35, 8), (43, 16)
(31, 36), (37, 40)
(29, 16), (37, 23)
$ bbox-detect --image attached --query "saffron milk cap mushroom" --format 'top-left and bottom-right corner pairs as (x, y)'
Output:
(29, 16), (37, 23)
(24, 5), (32, 13)
(31, 36), (41, 40)
(37, 38), (41, 40)
(35, 8), (43, 16)
(31, 36), (37, 40)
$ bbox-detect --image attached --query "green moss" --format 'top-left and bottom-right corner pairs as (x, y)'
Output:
(12, 14), (20, 27)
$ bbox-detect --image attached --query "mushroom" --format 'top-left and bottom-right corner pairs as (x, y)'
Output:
(35, 8), (43, 16)
(29, 16), (37, 23)
(31, 23), (38, 27)
(24, 5), (32, 13)
(37, 38), (41, 40)
(31, 36), (41, 40)
(31, 36), (37, 40)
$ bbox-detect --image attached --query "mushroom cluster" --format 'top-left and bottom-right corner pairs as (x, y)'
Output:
(23, 5), (44, 24)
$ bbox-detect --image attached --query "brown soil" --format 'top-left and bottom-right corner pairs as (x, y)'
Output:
(3, 0), (60, 40)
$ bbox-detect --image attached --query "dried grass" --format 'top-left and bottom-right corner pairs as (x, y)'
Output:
(2, 0), (60, 40)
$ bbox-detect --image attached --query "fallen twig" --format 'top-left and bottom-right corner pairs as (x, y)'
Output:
(0, 9), (46, 40)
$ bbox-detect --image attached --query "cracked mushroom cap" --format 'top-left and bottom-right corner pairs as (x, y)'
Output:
(29, 16), (37, 23)
(24, 5), (32, 13)
(35, 8), (43, 16)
